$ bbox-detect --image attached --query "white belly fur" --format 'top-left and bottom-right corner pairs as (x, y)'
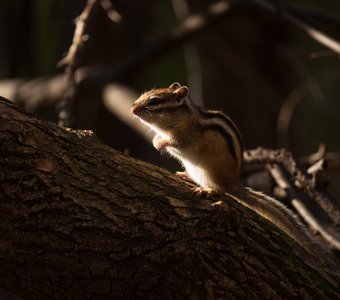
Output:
(149, 127), (214, 189)
(182, 160), (211, 188)
(168, 147), (213, 189)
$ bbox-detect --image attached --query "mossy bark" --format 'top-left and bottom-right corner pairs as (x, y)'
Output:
(0, 97), (338, 299)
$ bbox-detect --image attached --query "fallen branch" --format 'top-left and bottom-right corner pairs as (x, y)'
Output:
(269, 164), (340, 251)
(244, 148), (340, 226)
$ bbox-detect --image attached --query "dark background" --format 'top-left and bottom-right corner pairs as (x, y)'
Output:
(1, 1), (339, 153)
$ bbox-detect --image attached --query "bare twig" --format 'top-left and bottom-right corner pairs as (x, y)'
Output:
(67, 0), (340, 99)
(75, 0), (340, 92)
(291, 198), (340, 250)
(78, 0), (232, 87)
(248, 0), (340, 55)
(276, 45), (328, 147)
(276, 83), (308, 148)
(310, 50), (338, 59)
(269, 164), (340, 250)
(100, 0), (122, 23)
(288, 1), (340, 25)
(307, 159), (325, 176)
(58, 0), (98, 70)
(244, 147), (340, 225)
(305, 144), (326, 165)
(58, 0), (99, 127)
(300, 152), (340, 171)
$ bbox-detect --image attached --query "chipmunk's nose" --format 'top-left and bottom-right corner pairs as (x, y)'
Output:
(131, 106), (137, 115)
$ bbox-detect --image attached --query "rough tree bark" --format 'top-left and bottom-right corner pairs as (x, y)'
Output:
(0, 97), (338, 300)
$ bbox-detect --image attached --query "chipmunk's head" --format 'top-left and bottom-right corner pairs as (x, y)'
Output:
(131, 82), (194, 131)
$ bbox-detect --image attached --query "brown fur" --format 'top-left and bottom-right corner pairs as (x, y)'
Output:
(198, 129), (240, 192)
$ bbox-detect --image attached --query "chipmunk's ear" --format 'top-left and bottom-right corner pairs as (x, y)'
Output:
(174, 86), (189, 98)
(169, 82), (181, 90)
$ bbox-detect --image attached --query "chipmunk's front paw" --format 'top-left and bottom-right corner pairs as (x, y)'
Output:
(153, 137), (170, 152)
(192, 187), (217, 198)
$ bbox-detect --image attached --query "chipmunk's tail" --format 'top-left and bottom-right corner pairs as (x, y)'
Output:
(227, 187), (339, 278)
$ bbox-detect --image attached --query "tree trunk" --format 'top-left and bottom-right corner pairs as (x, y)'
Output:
(0, 97), (338, 300)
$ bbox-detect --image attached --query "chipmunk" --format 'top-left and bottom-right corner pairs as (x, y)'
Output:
(131, 82), (333, 267)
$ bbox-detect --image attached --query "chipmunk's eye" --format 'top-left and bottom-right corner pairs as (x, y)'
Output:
(148, 98), (161, 106)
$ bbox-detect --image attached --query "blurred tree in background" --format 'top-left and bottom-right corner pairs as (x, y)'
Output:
(1, 0), (339, 149)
